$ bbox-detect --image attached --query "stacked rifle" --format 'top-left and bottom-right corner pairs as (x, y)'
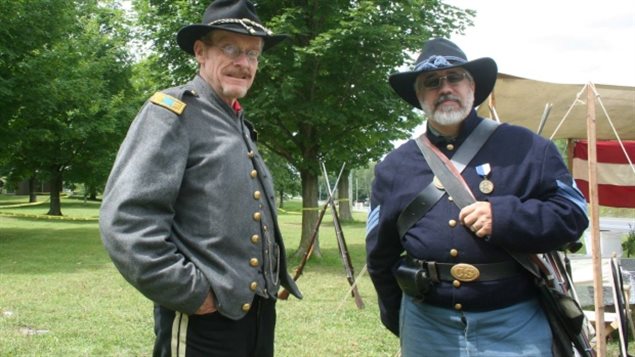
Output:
(278, 162), (364, 309)
(532, 246), (596, 357)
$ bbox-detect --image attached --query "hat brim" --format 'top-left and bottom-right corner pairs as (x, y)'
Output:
(177, 24), (289, 55)
(388, 57), (498, 109)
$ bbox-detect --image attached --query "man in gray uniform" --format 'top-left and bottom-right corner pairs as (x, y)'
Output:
(99, 1), (301, 356)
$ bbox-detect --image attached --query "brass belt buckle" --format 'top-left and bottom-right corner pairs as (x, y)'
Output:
(450, 263), (480, 282)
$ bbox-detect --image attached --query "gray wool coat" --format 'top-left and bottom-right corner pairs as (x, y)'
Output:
(99, 75), (301, 320)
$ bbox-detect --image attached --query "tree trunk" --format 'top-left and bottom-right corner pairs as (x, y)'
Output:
(337, 168), (353, 221)
(47, 168), (63, 216)
(28, 176), (37, 203)
(88, 185), (98, 200)
(278, 188), (284, 208)
(297, 168), (321, 258)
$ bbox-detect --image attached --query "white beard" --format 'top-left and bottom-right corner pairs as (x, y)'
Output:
(420, 92), (474, 126)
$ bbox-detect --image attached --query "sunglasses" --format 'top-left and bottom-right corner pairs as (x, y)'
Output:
(419, 72), (470, 90)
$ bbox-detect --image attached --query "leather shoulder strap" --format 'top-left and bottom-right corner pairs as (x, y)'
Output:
(396, 184), (444, 238)
(396, 119), (498, 238)
(413, 121), (540, 277)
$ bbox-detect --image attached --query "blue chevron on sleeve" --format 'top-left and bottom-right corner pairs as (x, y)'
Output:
(366, 205), (380, 236)
(556, 179), (588, 215)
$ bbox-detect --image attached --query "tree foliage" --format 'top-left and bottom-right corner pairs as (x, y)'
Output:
(0, 0), (137, 214)
(0, 0), (75, 151)
(261, 148), (302, 208)
(133, 0), (474, 253)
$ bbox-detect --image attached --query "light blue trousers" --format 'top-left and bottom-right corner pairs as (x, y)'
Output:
(400, 296), (553, 357)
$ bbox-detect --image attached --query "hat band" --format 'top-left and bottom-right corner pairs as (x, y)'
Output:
(208, 18), (273, 36)
(414, 55), (466, 72)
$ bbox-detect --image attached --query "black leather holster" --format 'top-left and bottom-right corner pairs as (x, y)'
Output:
(393, 256), (433, 300)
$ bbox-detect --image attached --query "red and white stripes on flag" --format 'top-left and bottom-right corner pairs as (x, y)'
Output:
(572, 140), (635, 208)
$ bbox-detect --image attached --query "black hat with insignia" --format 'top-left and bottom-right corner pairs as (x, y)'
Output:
(389, 38), (498, 109)
(177, 0), (288, 55)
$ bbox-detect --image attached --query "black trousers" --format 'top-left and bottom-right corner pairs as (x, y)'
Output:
(153, 296), (276, 357)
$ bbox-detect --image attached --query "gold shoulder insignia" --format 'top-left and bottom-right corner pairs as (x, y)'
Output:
(149, 92), (186, 115)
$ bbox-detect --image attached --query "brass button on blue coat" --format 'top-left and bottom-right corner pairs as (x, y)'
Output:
(250, 281), (258, 291)
(250, 169), (258, 178)
(448, 219), (457, 227)
(249, 258), (259, 267)
(242, 303), (251, 312)
(253, 212), (261, 221)
(247, 151), (255, 158)
(251, 234), (260, 244)
(253, 191), (261, 200)
(450, 249), (459, 257)
(454, 303), (462, 310)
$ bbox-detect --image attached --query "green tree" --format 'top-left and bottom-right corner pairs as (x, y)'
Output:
(262, 148), (301, 208)
(0, 0), (75, 197)
(1, 0), (136, 214)
(133, 0), (474, 255)
(0, 0), (75, 147)
(353, 162), (376, 203)
(337, 168), (354, 221)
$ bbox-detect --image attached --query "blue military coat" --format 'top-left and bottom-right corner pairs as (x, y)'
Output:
(366, 111), (588, 335)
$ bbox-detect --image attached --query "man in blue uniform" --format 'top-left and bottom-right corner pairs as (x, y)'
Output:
(365, 38), (588, 356)
(99, 1), (301, 356)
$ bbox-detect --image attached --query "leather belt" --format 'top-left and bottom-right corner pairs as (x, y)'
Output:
(406, 256), (522, 283)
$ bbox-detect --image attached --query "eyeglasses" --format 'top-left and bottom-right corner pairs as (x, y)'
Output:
(212, 43), (261, 63)
(419, 72), (470, 90)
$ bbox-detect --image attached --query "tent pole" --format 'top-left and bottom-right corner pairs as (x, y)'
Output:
(587, 82), (606, 356)
(487, 91), (499, 122)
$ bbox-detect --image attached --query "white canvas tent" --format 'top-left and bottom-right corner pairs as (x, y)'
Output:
(478, 73), (635, 140)
(477, 73), (635, 355)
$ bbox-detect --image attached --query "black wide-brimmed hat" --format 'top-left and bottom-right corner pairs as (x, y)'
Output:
(176, 0), (288, 55)
(389, 38), (498, 109)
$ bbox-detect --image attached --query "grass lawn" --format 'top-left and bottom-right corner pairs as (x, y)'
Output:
(0, 195), (626, 356)
(0, 196), (396, 356)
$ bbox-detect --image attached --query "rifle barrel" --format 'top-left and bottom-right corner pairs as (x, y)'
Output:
(278, 163), (347, 300)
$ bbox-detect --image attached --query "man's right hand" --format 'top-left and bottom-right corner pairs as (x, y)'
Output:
(194, 291), (217, 315)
